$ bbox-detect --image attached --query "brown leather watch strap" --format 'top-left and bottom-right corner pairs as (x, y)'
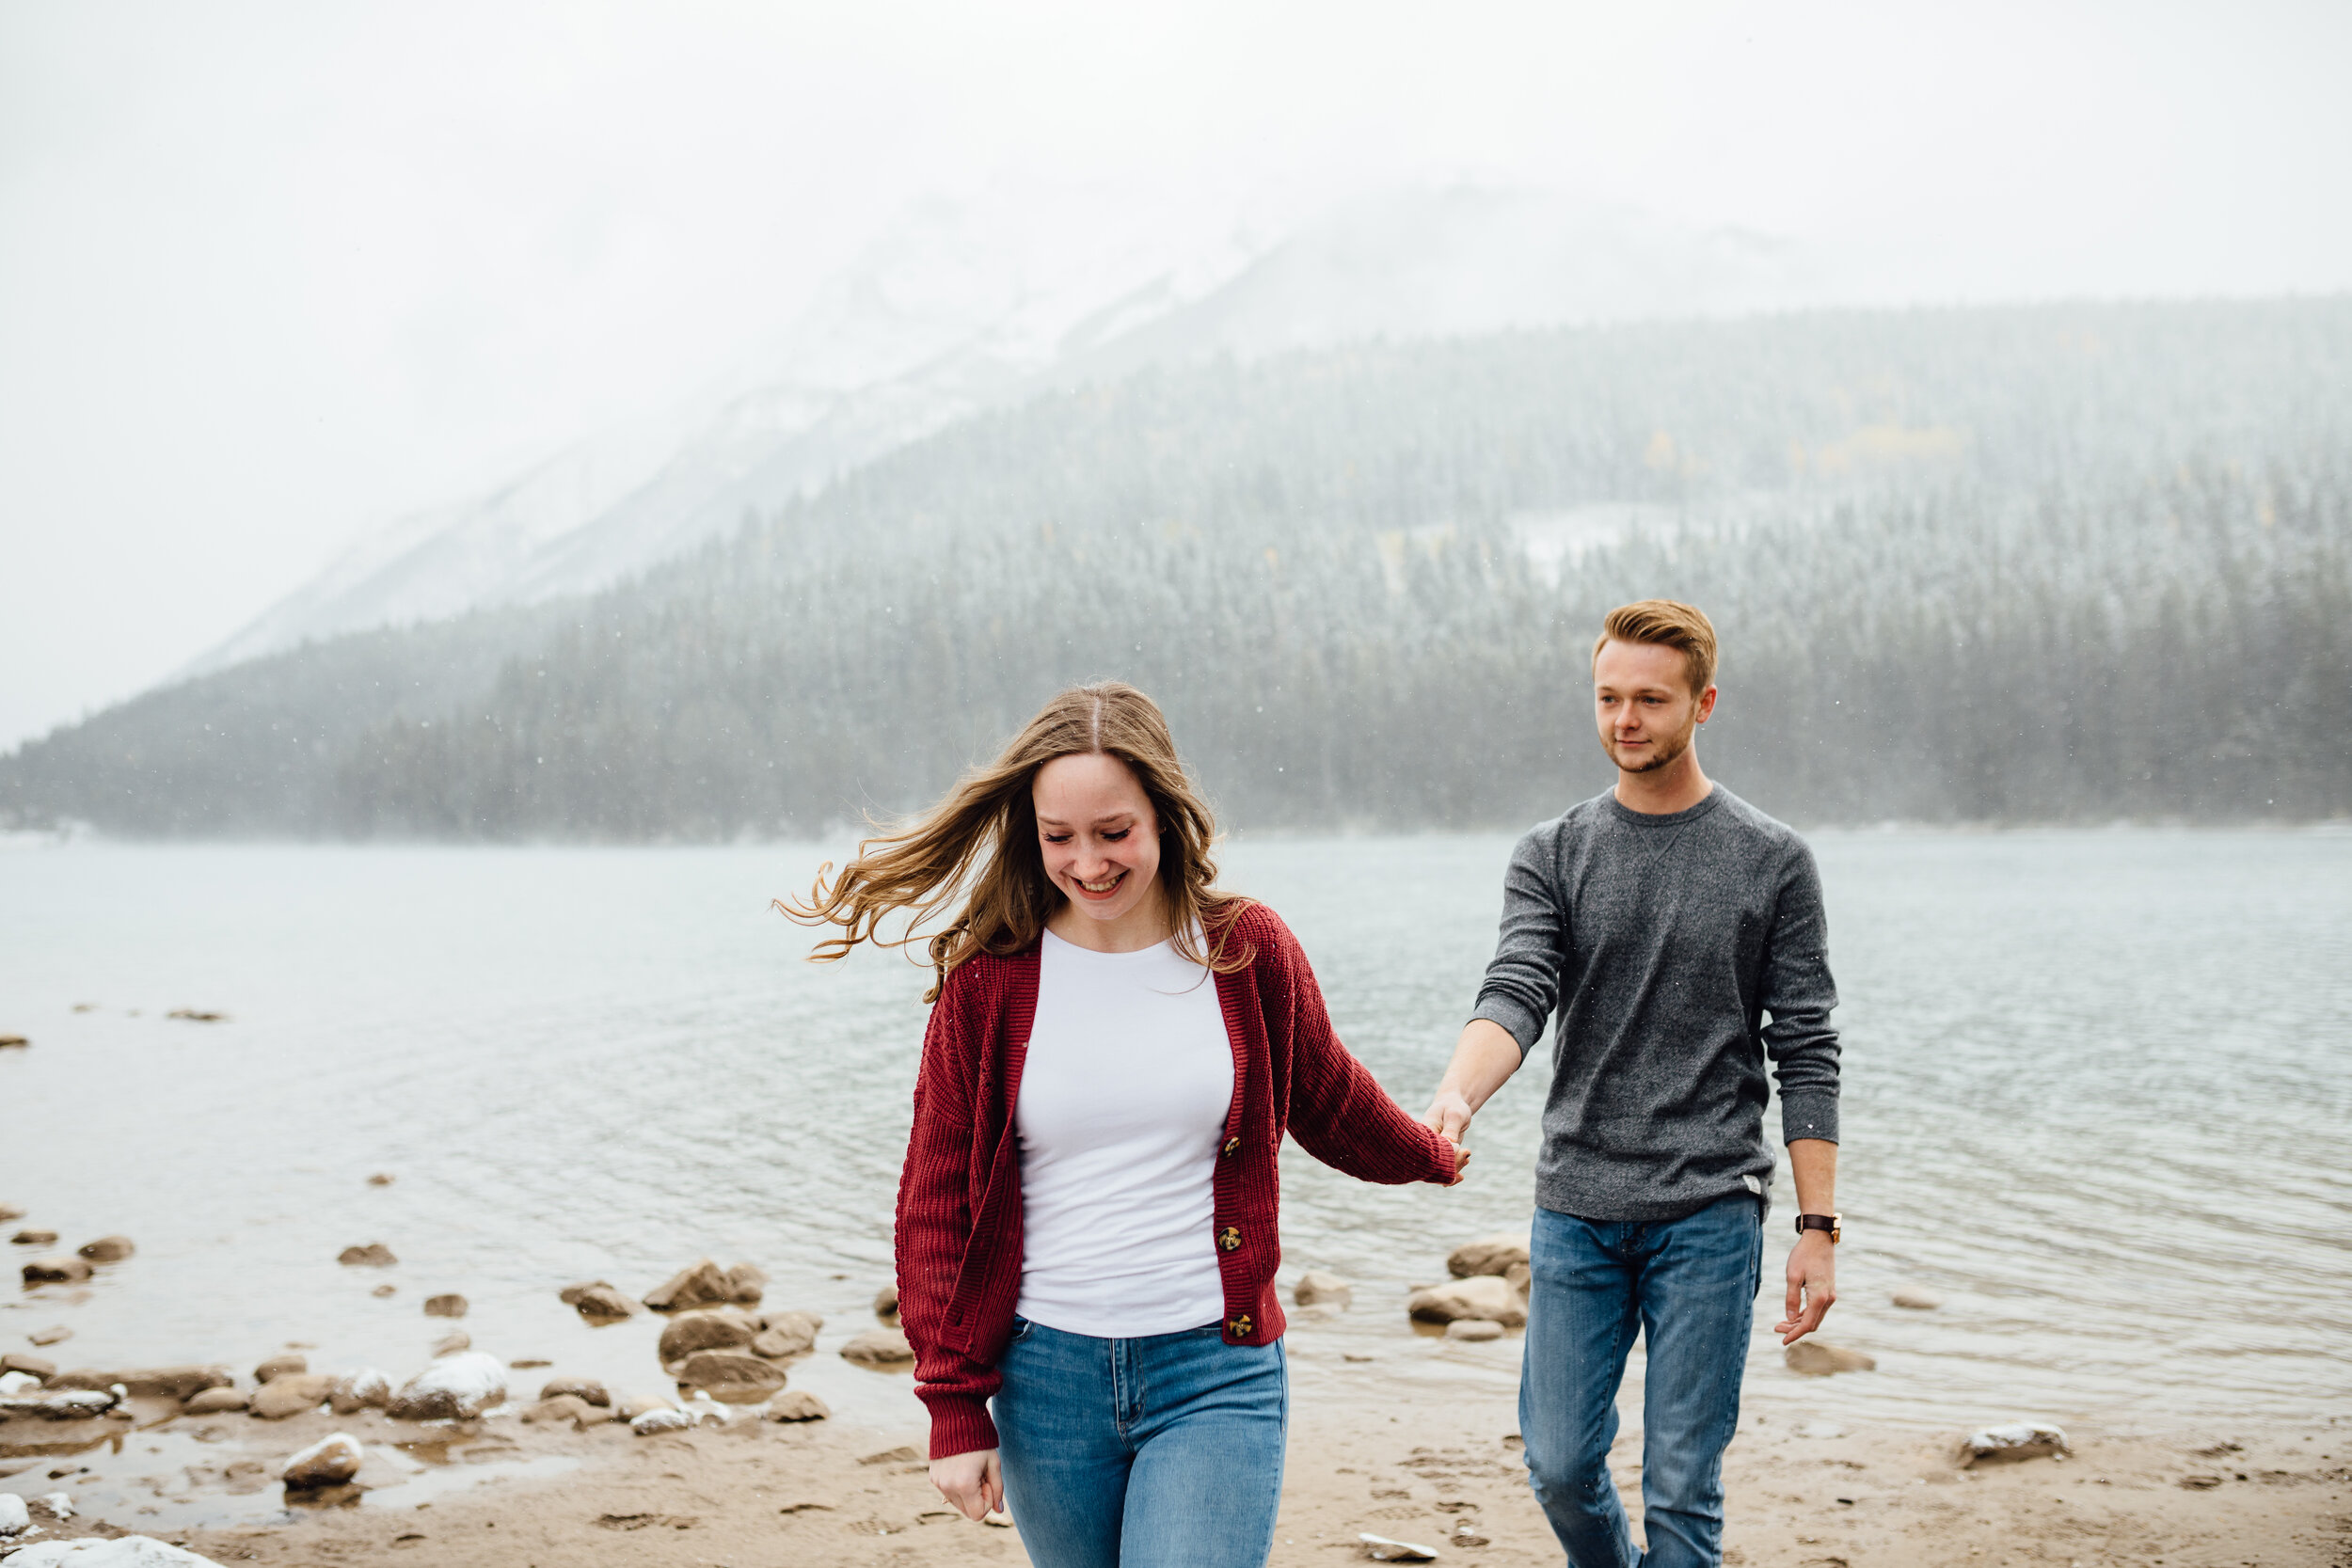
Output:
(1794, 1212), (1842, 1243)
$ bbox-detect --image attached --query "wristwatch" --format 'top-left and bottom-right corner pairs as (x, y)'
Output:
(1794, 1213), (1841, 1243)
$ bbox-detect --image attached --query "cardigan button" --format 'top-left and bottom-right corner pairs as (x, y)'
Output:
(1221, 1136), (1240, 1157)
(1227, 1315), (1253, 1337)
(1217, 1227), (1242, 1252)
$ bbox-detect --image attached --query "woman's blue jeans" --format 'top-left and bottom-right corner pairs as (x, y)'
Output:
(1519, 1193), (1765, 1568)
(993, 1316), (1288, 1568)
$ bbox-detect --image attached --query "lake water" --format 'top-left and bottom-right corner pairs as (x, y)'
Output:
(3, 829), (2347, 1454)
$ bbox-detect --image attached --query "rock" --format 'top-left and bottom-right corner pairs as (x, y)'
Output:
(520, 1394), (603, 1429)
(539, 1375), (611, 1407)
(726, 1262), (767, 1305)
(366, 1173), (395, 1186)
(838, 1328), (915, 1369)
(386, 1351), (506, 1421)
(1892, 1290), (1942, 1310)
(182, 1386), (248, 1415)
(0, 1388), (119, 1419)
(280, 1432), (364, 1488)
(249, 1372), (335, 1419)
(1445, 1318), (1506, 1341)
(671, 1352), (787, 1403)
(0, 1035), (25, 1049)
(22, 1254), (92, 1284)
(613, 1393), (674, 1421)
(764, 1389), (831, 1422)
(338, 1243), (397, 1267)
(372, 1283), (397, 1297)
(13, 1229), (60, 1246)
(1962, 1421), (2070, 1465)
(1784, 1341), (1876, 1376)
(326, 1368), (391, 1414)
(658, 1308), (758, 1364)
(1504, 1260), (1531, 1296)
(76, 1236), (135, 1262)
(0, 1491), (24, 1535)
(2, 1353), (56, 1383)
(166, 1008), (228, 1022)
(27, 1325), (73, 1346)
(0, 1201), (23, 1223)
(0, 1540), (229, 1566)
(860, 1445), (922, 1465)
(643, 1259), (734, 1312)
(559, 1279), (614, 1306)
(253, 1354), (308, 1385)
(569, 1283), (637, 1322)
(1294, 1270), (1354, 1308)
(51, 1366), (229, 1401)
(429, 1330), (471, 1358)
(422, 1293), (468, 1319)
(630, 1405), (695, 1434)
(1447, 1231), (1532, 1278)
(1407, 1275), (1526, 1327)
(873, 1283), (899, 1319)
(1359, 1532), (1441, 1561)
(755, 1310), (822, 1355)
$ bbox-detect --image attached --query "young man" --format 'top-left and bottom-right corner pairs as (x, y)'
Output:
(1423, 598), (1841, 1568)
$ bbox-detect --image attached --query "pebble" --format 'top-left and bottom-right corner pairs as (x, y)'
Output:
(326, 1368), (391, 1414)
(1962, 1421), (2070, 1465)
(1406, 1275), (1526, 1327)
(385, 1352), (505, 1421)
(1891, 1290), (1942, 1310)
(366, 1173), (395, 1186)
(249, 1373), (334, 1419)
(75, 1236), (135, 1263)
(1784, 1341), (1876, 1376)
(0, 1492), (25, 1535)
(726, 1262), (767, 1306)
(12, 1230), (61, 1247)
(27, 1326), (73, 1347)
(2, 1353), (56, 1382)
(1, 1388), (119, 1419)
(613, 1393), (674, 1421)
(568, 1283), (638, 1322)
(422, 1293), (468, 1319)
(630, 1405), (695, 1434)
(1447, 1231), (1533, 1278)
(754, 1310), (822, 1359)
(429, 1330), (471, 1358)
(658, 1308), (757, 1363)
(0, 1534), (232, 1564)
(53, 1366), (229, 1401)
(0, 1035), (25, 1049)
(539, 1376), (610, 1407)
(0, 1202), (23, 1223)
(253, 1354), (308, 1386)
(182, 1386), (248, 1415)
(1359, 1531), (1440, 1561)
(520, 1394), (604, 1429)
(642, 1259), (735, 1312)
(21, 1255), (91, 1285)
(372, 1284), (397, 1297)
(672, 1351), (787, 1402)
(1294, 1270), (1354, 1308)
(1445, 1318), (1505, 1341)
(337, 1243), (398, 1268)
(839, 1328), (915, 1369)
(765, 1389), (831, 1422)
(280, 1432), (364, 1489)
(873, 1283), (899, 1319)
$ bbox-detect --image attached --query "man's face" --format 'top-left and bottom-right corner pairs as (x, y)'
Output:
(1593, 639), (1717, 773)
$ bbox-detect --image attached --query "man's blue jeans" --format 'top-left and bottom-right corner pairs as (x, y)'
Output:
(1520, 1193), (1764, 1568)
(993, 1316), (1287, 1567)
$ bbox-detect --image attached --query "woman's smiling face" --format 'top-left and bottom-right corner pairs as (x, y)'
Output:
(1033, 752), (1166, 945)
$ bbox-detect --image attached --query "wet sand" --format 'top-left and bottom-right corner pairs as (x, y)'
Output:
(7, 1346), (2344, 1566)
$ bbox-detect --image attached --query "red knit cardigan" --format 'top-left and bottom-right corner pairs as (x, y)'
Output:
(894, 900), (1458, 1459)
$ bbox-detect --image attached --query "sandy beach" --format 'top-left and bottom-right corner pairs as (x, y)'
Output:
(6, 1310), (2345, 1567)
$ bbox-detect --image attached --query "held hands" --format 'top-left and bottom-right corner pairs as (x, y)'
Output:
(1422, 1091), (1475, 1185)
(1774, 1230), (1837, 1344)
(930, 1448), (1003, 1521)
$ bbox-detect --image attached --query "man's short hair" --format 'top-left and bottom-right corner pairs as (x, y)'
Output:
(1592, 599), (1718, 696)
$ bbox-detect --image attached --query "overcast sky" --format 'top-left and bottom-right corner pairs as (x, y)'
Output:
(3, 0), (2348, 750)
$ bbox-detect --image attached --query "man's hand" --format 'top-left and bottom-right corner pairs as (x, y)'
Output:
(1775, 1230), (1836, 1344)
(1423, 1087), (1475, 1145)
(1444, 1135), (1472, 1184)
(929, 1448), (1003, 1521)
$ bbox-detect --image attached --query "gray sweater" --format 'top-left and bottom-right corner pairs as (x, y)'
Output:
(1471, 784), (1841, 1223)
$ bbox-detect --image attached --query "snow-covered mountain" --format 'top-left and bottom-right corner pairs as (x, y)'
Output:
(191, 183), (1833, 673)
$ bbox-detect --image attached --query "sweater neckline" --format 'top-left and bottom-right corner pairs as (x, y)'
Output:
(1600, 783), (1725, 829)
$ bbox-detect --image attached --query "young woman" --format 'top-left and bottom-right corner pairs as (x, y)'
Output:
(782, 682), (1467, 1568)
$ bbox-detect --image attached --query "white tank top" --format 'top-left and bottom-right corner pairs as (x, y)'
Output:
(1013, 927), (1234, 1337)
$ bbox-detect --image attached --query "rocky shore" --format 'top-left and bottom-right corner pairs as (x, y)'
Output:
(5, 1208), (2345, 1566)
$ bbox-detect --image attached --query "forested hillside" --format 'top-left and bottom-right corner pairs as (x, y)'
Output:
(7, 299), (2348, 837)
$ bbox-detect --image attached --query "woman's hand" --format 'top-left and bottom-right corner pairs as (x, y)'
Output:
(930, 1448), (1004, 1521)
(1445, 1135), (1472, 1184)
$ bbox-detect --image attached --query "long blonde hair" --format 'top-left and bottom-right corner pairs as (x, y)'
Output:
(776, 682), (1251, 1001)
